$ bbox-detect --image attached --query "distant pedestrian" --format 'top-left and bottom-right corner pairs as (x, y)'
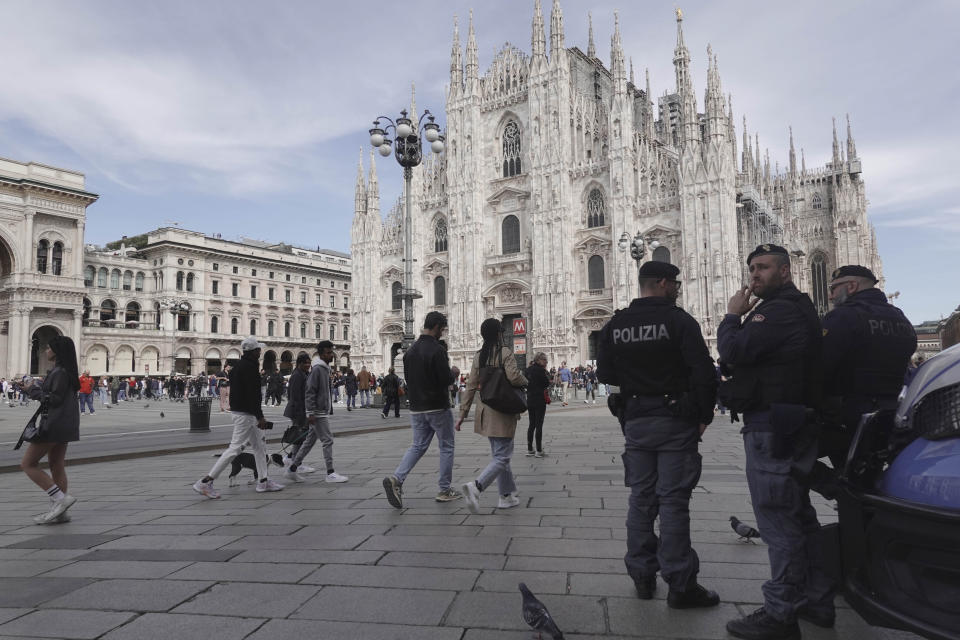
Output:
(380, 368), (401, 418)
(77, 370), (95, 415)
(297, 340), (348, 483)
(20, 336), (81, 524)
(558, 362), (571, 406)
(457, 317), (528, 512)
(524, 352), (551, 457)
(382, 311), (462, 508)
(193, 337), (284, 498)
(344, 369), (358, 411)
(357, 366), (372, 408)
(216, 366), (231, 411)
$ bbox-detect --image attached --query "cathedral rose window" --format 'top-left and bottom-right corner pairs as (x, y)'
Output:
(502, 121), (522, 177)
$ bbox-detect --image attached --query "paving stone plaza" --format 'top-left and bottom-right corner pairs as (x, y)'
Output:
(0, 406), (919, 639)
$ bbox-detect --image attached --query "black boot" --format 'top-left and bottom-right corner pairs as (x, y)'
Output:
(633, 575), (657, 600)
(726, 607), (801, 640)
(666, 583), (720, 609)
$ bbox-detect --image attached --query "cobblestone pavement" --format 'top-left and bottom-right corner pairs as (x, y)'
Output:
(0, 406), (919, 639)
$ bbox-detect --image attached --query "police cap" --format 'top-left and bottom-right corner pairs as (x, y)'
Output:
(746, 243), (789, 264)
(830, 264), (878, 283)
(638, 261), (680, 279)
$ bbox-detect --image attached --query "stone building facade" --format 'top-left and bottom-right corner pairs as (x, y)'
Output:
(80, 229), (352, 377)
(350, 3), (882, 372)
(0, 157), (98, 378)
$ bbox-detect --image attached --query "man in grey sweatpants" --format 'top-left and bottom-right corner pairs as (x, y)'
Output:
(286, 340), (348, 484)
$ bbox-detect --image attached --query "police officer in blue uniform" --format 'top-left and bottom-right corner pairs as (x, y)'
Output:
(718, 245), (833, 640)
(816, 265), (917, 485)
(597, 261), (720, 609)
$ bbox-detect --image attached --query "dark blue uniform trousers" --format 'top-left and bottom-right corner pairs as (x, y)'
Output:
(622, 415), (701, 591)
(743, 422), (835, 622)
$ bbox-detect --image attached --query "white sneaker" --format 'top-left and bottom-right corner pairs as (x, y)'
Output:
(298, 464), (317, 474)
(192, 480), (221, 499)
(325, 472), (349, 483)
(256, 479), (285, 492)
(283, 469), (305, 483)
(282, 456), (293, 467)
(47, 494), (77, 521)
(497, 493), (521, 509)
(462, 481), (481, 514)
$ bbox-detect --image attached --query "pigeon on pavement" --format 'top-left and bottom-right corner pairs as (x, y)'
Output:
(105, 405), (112, 409)
(730, 516), (761, 542)
(160, 412), (165, 418)
(519, 582), (564, 640)
(144, 404), (150, 408)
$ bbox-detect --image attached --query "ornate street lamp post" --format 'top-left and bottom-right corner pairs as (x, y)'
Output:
(368, 109), (445, 354)
(158, 297), (190, 375)
(618, 231), (660, 298)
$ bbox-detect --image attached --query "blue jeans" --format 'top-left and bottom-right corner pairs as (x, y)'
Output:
(359, 389), (370, 407)
(477, 436), (517, 496)
(394, 409), (455, 491)
(78, 393), (95, 414)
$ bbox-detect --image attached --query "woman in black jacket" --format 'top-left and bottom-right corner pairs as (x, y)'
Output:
(21, 336), (81, 524)
(524, 352), (551, 457)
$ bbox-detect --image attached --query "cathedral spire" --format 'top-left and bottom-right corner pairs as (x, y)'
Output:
(801, 147), (807, 175)
(449, 15), (463, 96)
(832, 116), (841, 169)
(789, 126), (797, 176)
(728, 93), (737, 163)
(846, 113), (857, 159)
(644, 68), (655, 140)
(532, 0), (546, 59)
(673, 8), (691, 95)
(366, 149), (380, 217)
(465, 10), (479, 93)
(587, 11), (596, 58)
(610, 11), (626, 91)
(629, 57), (635, 85)
(354, 148), (366, 214)
(742, 115), (752, 176)
(550, 0), (564, 59)
(704, 44), (725, 140)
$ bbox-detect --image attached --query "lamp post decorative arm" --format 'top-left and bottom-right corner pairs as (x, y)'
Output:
(618, 231), (660, 298)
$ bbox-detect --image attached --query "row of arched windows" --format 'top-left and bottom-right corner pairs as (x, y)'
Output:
(209, 317), (344, 341)
(37, 240), (64, 275)
(84, 266), (146, 292)
(176, 271), (195, 292)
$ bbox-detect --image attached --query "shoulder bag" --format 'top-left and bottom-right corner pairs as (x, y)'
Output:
(478, 349), (527, 414)
(14, 405), (45, 450)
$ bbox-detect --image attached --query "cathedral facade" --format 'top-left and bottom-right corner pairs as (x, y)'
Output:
(350, 3), (881, 373)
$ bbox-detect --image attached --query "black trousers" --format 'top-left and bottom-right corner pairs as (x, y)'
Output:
(527, 404), (546, 452)
(382, 395), (400, 417)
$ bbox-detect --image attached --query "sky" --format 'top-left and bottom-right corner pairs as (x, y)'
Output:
(1, 0), (957, 322)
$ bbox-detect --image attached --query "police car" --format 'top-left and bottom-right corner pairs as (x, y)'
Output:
(832, 343), (960, 640)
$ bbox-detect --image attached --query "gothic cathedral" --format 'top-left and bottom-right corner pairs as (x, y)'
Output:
(350, 3), (881, 373)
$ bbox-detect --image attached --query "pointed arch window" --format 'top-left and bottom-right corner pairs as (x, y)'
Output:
(391, 281), (403, 310)
(501, 215), (520, 254)
(434, 275), (447, 306)
(36, 240), (49, 273)
(51, 242), (64, 275)
(502, 120), (522, 177)
(588, 255), (605, 290)
(434, 219), (448, 252)
(587, 189), (605, 228)
(812, 192), (823, 210)
(811, 253), (828, 317)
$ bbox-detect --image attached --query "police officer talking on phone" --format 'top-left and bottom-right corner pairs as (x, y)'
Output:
(596, 260), (719, 609)
(718, 244), (833, 640)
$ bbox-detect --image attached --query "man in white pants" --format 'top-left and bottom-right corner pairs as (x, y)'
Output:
(193, 337), (284, 498)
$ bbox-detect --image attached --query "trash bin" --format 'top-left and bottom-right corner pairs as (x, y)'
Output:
(189, 396), (212, 432)
(372, 393), (384, 409)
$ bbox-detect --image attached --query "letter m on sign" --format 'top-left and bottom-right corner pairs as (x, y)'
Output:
(513, 318), (526, 335)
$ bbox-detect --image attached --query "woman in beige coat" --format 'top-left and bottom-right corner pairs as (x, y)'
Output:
(456, 318), (528, 512)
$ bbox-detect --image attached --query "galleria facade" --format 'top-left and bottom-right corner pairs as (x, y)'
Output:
(0, 156), (351, 379)
(349, 4), (881, 372)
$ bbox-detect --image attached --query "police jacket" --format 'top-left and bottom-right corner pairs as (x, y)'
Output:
(822, 288), (916, 425)
(596, 296), (717, 425)
(717, 282), (822, 418)
(402, 334), (454, 412)
(228, 351), (265, 419)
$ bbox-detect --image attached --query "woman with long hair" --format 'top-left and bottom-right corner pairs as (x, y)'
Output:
(524, 352), (551, 457)
(456, 318), (528, 512)
(20, 335), (81, 524)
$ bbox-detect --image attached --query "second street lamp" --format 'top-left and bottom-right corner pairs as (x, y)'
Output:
(368, 108), (445, 357)
(618, 231), (660, 298)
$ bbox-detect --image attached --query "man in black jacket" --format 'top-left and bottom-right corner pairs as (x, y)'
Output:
(380, 369), (401, 419)
(382, 312), (462, 508)
(193, 337), (284, 498)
